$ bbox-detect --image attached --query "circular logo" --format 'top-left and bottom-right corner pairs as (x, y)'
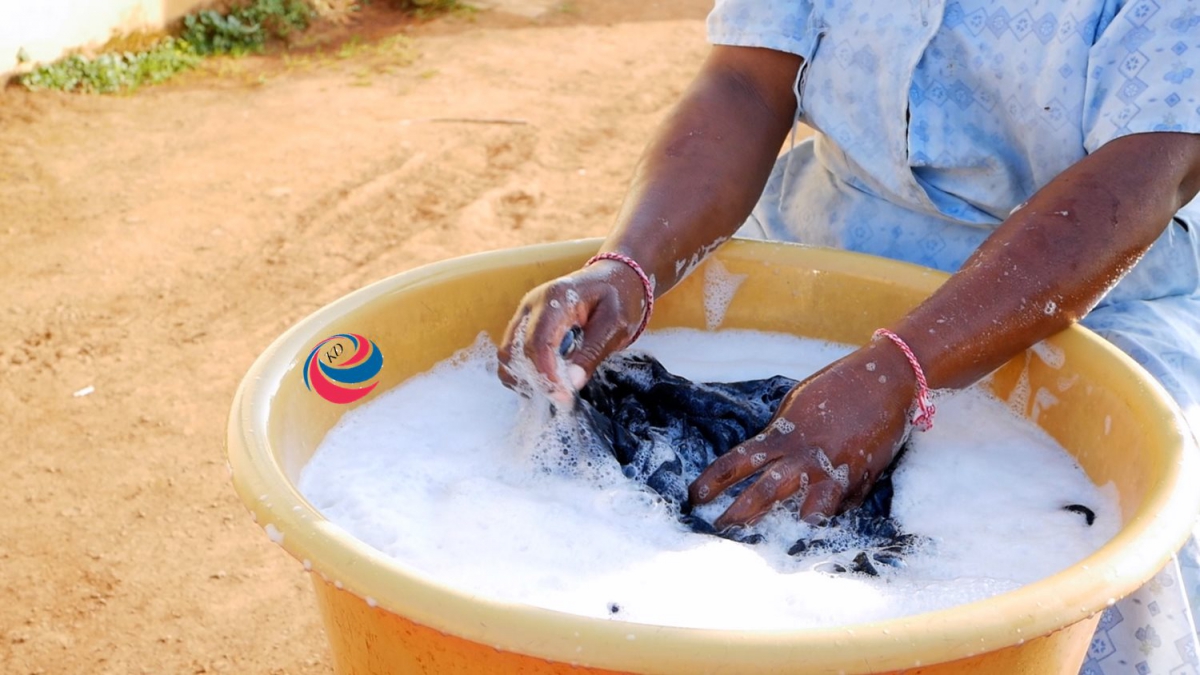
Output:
(303, 333), (384, 404)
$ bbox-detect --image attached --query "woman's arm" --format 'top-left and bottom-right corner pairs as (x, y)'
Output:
(691, 131), (1200, 528)
(498, 46), (802, 396)
(897, 131), (1200, 389)
(600, 45), (802, 296)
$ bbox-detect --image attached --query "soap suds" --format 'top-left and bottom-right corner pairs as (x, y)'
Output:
(1031, 341), (1066, 370)
(299, 329), (1117, 630)
(702, 259), (748, 331)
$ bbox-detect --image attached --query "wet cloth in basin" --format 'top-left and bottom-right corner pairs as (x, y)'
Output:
(575, 351), (917, 575)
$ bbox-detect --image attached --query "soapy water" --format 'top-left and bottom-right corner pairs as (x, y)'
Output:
(702, 258), (747, 330)
(298, 329), (1118, 630)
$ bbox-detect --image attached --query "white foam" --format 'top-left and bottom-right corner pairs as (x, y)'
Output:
(1007, 352), (1032, 415)
(1031, 341), (1066, 370)
(702, 259), (747, 331)
(299, 329), (1118, 630)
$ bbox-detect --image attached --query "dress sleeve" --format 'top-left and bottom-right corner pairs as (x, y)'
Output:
(1082, 0), (1200, 152)
(706, 0), (817, 57)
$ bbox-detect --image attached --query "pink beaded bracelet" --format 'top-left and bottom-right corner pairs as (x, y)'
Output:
(873, 328), (936, 431)
(586, 252), (654, 344)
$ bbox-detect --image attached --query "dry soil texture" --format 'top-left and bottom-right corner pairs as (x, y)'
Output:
(0, 2), (716, 672)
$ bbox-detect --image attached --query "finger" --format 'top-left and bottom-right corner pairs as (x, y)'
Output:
(496, 362), (527, 395)
(839, 465), (877, 511)
(524, 302), (583, 394)
(798, 478), (846, 523)
(567, 292), (627, 383)
(497, 305), (532, 391)
(497, 362), (516, 388)
(688, 439), (788, 506)
(502, 279), (590, 393)
(713, 458), (809, 530)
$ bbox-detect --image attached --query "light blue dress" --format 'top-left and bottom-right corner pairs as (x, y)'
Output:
(707, 1), (1200, 672)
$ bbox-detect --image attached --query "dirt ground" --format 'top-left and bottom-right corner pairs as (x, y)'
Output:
(0, 2), (717, 672)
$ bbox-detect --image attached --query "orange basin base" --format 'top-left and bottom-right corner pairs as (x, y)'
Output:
(312, 576), (1098, 675)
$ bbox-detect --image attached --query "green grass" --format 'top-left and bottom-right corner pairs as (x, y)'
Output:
(18, 0), (312, 93)
(16, 0), (458, 94)
(18, 38), (201, 94)
(181, 0), (314, 56)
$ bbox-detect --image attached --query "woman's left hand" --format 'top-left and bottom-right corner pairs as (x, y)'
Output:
(688, 341), (917, 530)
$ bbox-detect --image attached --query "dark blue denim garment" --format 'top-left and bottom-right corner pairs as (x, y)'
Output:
(575, 352), (918, 575)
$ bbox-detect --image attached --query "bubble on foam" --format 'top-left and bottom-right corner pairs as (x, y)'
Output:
(702, 259), (748, 331)
(772, 418), (796, 434)
(453, 331), (500, 366)
(1031, 341), (1065, 370)
(299, 329), (1118, 631)
(513, 394), (621, 484)
(1030, 387), (1059, 424)
(502, 313), (574, 401)
(673, 238), (729, 285)
(673, 258), (688, 278)
(618, 435), (683, 488)
(506, 342), (622, 485)
(1006, 352), (1032, 415)
(1056, 374), (1079, 393)
(890, 387), (1116, 592)
(814, 449), (850, 488)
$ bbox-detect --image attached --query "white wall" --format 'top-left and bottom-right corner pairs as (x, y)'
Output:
(1, 0), (207, 75)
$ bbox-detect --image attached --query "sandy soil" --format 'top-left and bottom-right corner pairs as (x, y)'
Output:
(0, 2), (717, 672)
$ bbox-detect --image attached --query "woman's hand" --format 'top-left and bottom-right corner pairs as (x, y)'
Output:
(689, 340), (916, 530)
(498, 260), (647, 401)
(496, 45), (802, 398)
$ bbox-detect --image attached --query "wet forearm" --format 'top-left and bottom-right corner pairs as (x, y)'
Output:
(891, 132), (1200, 390)
(601, 46), (801, 295)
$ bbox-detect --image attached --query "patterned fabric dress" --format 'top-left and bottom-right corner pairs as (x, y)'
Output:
(707, 1), (1200, 672)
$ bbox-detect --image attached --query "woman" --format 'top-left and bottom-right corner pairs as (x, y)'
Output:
(499, 1), (1200, 672)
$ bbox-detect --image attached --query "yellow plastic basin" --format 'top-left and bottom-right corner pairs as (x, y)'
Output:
(227, 239), (1200, 674)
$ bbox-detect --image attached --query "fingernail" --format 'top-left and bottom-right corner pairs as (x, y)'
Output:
(567, 364), (587, 390)
(804, 512), (830, 527)
(559, 326), (583, 357)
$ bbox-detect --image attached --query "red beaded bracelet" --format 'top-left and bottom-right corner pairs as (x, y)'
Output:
(586, 252), (654, 344)
(873, 328), (937, 431)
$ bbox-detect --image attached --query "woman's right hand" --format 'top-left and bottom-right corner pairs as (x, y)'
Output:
(498, 258), (648, 402)
(497, 46), (804, 400)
